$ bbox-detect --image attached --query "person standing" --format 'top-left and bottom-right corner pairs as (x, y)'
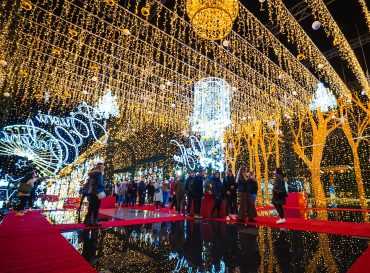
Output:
(153, 180), (163, 211)
(193, 168), (205, 219)
(185, 170), (196, 216)
(175, 177), (185, 215)
(84, 163), (105, 227)
(16, 172), (36, 216)
(223, 169), (238, 220)
(146, 181), (155, 205)
(138, 178), (146, 206)
(127, 180), (138, 208)
(249, 172), (258, 205)
(210, 171), (223, 218)
(162, 180), (170, 207)
(272, 168), (288, 224)
(236, 166), (257, 223)
(169, 178), (177, 213)
(117, 181), (126, 207)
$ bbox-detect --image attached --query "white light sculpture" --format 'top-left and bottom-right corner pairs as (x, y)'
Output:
(309, 82), (338, 113)
(191, 77), (231, 171)
(97, 89), (120, 119)
(192, 77), (231, 138)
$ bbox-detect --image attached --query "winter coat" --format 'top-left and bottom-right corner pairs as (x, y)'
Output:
(138, 181), (146, 194)
(223, 175), (237, 197)
(192, 174), (204, 197)
(210, 175), (223, 200)
(175, 179), (185, 198)
(88, 170), (105, 194)
(271, 174), (287, 205)
(153, 182), (163, 202)
(170, 181), (176, 196)
(237, 176), (250, 193)
(249, 179), (258, 195)
(185, 175), (195, 194)
(118, 183), (127, 195)
(127, 183), (138, 198)
(147, 184), (155, 196)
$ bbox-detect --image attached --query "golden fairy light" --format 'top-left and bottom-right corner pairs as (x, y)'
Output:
(185, 0), (239, 40)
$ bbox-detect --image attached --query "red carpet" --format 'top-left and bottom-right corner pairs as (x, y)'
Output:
(0, 211), (96, 273)
(348, 247), (370, 273)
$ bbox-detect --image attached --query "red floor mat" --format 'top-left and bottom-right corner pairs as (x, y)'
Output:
(0, 211), (96, 273)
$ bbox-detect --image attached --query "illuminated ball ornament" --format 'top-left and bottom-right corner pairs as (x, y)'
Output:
(105, 0), (115, 7)
(222, 40), (230, 47)
(297, 53), (305, 61)
(171, 103), (176, 108)
(123, 28), (131, 35)
(19, 70), (28, 78)
(68, 29), (78, 37)
(312, 21), (322, 30)
(159, 84), (166, 90)
(361, 90), (367, 96)
(3, 92), (10, 97)
(21, 0), (33, 10)
(141, 6), (150, 17)
(91, 76), (98, 82)
(318, 63), (324, 70)
(0, 60), (7, 67)
(186, 0), (239, 40)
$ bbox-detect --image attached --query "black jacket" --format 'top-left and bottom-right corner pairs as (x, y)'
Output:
(192, 174), (204, 197)
(223, 175), (237, 197)
(185, 175), (195, 194)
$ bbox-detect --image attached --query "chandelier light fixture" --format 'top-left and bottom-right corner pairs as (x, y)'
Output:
(186, 0), (239, 40)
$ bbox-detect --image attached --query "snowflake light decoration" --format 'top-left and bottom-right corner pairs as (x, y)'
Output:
(309, 82), (338, 113)
(97, 89), (120, 119)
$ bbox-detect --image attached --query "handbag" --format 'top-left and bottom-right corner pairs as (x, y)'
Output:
(97, 191), (106, 200)
(18, 182), (32, 194)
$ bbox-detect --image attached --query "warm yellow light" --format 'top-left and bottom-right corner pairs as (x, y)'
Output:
(141, 6), (150, 17)
(186, 0), (239, 40)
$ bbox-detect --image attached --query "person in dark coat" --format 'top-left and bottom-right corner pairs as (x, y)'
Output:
(84, 163), (105, 227)
(146, 181), (155, 204)
(223, 168), (238, 220)
(138, 178), (146, 206)
(185, 170), (196, 216)
(127, 180), (138, 208)
(236, 165), (257, 223)
(272, 167), (288, 224)
(192, 168), (205, 219)
(210, 171), (223, 218)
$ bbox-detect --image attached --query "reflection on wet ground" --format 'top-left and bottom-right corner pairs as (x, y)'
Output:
(44, 208), (174, 225)
(62, 220), (368, 273)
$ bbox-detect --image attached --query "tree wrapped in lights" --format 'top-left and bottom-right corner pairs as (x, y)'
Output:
(292, 84), (339, 217)
(340, 95), (370, 221)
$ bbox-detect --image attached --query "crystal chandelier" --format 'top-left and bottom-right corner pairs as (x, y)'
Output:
(186, 0), (239, 40)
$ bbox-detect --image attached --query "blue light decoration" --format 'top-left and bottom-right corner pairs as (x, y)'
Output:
(0, 90), (119, 176)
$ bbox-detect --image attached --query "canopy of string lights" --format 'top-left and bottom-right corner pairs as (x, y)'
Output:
(1, 0), (368, 134)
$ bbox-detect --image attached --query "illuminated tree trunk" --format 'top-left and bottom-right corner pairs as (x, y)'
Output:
(253, 122), (263, 206)
(292, 108), (339, 218)
(339, 99), (369, 221)
(341, 120), (368, 221)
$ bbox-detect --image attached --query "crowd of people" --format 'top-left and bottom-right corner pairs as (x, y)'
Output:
(103, 166), (288, 224)
(15, 162), (288, 227)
